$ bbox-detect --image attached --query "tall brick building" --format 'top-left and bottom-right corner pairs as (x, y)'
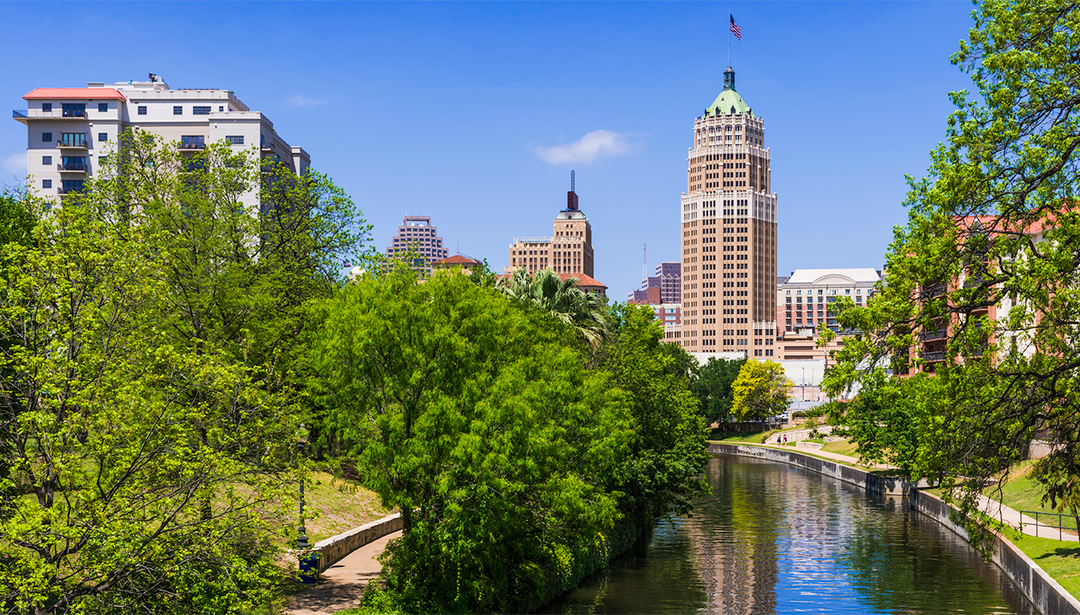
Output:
(679, 67), (777, 357)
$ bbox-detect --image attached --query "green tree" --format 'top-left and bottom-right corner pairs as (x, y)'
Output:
(0, 203), (298, 614)
(690, 357), (746, 424)
(309, 270), (633, 613)
(731, 359), (792, 421)
(92, 129), (369, 373)
(497, 268), (612, 348)
(823, 0), (1080, 547)
(598, 304), (710, 523)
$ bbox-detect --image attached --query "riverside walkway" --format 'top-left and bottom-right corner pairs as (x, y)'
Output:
(286, 530), (402, 615)
(754, 441), (1078, 542)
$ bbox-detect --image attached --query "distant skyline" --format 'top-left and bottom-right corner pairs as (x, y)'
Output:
(0, 2), (977, 298)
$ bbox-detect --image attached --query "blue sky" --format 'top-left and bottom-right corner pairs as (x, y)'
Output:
(0, 1), (977, 298)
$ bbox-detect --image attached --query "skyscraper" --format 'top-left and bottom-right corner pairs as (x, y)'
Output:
(386, 216), (449, 274)
(679, 67), (777, 356)
(506, 173), (594, 278)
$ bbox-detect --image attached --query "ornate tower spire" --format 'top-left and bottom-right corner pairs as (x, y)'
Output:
(724, 66), (736, 91)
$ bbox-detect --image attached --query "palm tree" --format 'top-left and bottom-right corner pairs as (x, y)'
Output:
(498, 268), (611, 347)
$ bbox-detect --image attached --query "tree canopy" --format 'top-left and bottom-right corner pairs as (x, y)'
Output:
(690, 357), (746, 424)
(731, 360), (792, 422)
(0, 133), (366, 613)
(823, 0), (1080, 546)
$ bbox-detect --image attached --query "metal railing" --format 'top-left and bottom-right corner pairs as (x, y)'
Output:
(921, 350), (945, 362)
(57, 137), (88, 149)
(920, 329), (947, 342)
(59, 163), (87, 172)
(12, 109), (88, 120)
(178, 142), (207, 150)
(1021, 510), (1077, 541)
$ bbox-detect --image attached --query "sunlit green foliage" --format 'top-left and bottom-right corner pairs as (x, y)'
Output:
(823, 0), (1080, 550)
(730, 359), (792, 421)
(310, 270), (634, 613)
(690, 357), (746, 423)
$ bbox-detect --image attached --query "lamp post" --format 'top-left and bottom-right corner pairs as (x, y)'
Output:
(296, 424), (309, 550)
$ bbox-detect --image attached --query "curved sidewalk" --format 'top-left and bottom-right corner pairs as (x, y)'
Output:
(750, 441), (1078, 541)
(286, 530), (402, 615)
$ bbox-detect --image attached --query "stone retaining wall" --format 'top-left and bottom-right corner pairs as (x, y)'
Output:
(709, 443), (1080, 615)
(309, 513), (403, 573)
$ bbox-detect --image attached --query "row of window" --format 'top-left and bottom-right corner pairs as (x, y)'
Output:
(40, 179), (83, 192)
(41, 103), (229, 116)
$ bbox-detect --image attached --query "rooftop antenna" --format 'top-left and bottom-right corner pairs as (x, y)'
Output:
(571, 170), (575, 193)
(643, 243), (647, 281)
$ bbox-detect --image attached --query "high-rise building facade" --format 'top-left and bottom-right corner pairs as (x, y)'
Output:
(386, 216), (449, 274)
(506, 174), (594, 277)
(13, 77), (307, 212)
(679, 67), (777, 357)
(777, 268), (880, 334)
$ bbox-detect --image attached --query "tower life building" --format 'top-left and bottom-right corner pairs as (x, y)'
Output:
(680, 67), (777, 356)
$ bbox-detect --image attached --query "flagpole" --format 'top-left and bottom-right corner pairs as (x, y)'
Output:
(728, 9), (732, 66)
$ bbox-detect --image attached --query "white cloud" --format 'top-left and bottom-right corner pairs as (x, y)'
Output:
(285, 94), (328, 108)
(534, 130), (640, 164)
(2, 153), (25, 177)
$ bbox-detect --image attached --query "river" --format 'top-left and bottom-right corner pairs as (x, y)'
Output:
(542, 454), (1037, 614)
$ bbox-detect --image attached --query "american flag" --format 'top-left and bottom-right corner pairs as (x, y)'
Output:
(730, 14), (741, 41)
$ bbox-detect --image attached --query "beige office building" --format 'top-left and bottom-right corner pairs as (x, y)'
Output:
(679, 67), (777, 357)
(506, 174), (594, 278)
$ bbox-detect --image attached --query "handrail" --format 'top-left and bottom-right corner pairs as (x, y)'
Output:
(1020, 510), (1076, 541)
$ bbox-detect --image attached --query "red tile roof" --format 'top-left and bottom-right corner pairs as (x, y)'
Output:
(433, 254), (481, 266)
(496, 271), (607, 289)
(24, 88), (127, 101)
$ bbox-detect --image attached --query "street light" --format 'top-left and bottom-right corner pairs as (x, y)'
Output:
(296, 424), (309, 550)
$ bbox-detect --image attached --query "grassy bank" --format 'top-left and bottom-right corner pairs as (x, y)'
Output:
(302, 471), (391, 543)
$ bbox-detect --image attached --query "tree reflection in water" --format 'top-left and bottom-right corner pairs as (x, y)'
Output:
(542, 456), (1036, 615)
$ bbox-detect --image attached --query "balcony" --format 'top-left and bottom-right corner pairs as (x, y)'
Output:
(12, 109), (88, 123)
(924, 283), (946, 298)
(56, 138), (88, 150)
(58, 162), (88, 173)
(921, 350), (946, 362)
(920, 329), (947, 342)
(178, 142), (207, 151)
(964, 274), (987, 289)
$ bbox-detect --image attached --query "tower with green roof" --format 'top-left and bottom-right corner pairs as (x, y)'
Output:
(678, 66), (778, 358)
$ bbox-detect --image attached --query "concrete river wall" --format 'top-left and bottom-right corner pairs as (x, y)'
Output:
(709, 443), (1080, 615)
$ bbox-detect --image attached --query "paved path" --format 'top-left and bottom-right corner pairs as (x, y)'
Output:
(286, 530), (402, 615)
(746, 442), (1079, 541)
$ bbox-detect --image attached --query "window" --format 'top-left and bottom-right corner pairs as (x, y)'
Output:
(42, 103), (52, 113)
(42, 156), (52, 165)
(192, 106), (211, 115)
(42, 179), (52, 189)
(98, 133), (107, 143)
(226, 135), (244, 145)
(98, 103), (108, 112)
(138, 106), (147, 115)
(180, 135), (205, 149)
(42, 132), (52, 143)
(61, 179), (84, 193)
(219, 105), (224, 112)
(60, 133), (86, 147)
(173, 106), (183, 115)
(62, 103), (86, 118)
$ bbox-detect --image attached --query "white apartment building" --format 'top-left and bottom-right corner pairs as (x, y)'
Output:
(13, 77), (307, 211)
(777, 268), (881, 334)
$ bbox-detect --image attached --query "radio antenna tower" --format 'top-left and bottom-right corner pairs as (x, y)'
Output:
(571, 170), (575, 192)
(643, 243), (647, 281)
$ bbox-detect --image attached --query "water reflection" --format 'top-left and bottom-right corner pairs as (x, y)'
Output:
(542, 455), (1036, 614)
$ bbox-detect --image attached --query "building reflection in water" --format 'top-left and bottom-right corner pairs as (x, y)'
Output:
(543, 455), (1034, 615)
